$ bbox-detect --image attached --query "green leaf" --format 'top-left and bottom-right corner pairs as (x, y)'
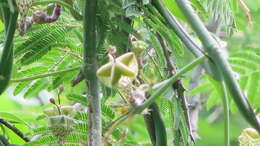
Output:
(188, 82), (212, 96)
(247, 72), (259, 103)
(0, 112), (30, 128)
(67, 94), (87, 105)
(0, 20), (4, 32)
(13, 81), (31, 96)
(206, 91), (218, 110)
(102, 104), (115, 119)
(24, 79), (49, 98)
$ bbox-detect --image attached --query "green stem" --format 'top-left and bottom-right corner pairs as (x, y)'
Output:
(10, 66), (80, 82)
(174, 0), (215, 47)
(212, 80), (230, 146)
(56, 48), (83, 61)
(104, 56), (206, 137)
(83, 0), (101, 145)
(139, 56), (206, 113)
(148, 3), (201, 57)
(210, 79), (230, 146)
(103, 111), (133, 137)
(220, 82), (230, 146)
(149, 1), (215, 79)
(174, 0), (260, 132)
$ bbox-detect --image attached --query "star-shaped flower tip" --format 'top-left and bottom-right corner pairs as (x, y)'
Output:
(97, 52), (138, 88)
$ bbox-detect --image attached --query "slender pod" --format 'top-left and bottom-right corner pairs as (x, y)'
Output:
(144, 100), (167, 146)
(173, 0), (260, 131)
(150, 0), (260, 133)
(0, 0), (18, 94)
(150, 103), (167, 146)
(0, 2), (10, 32)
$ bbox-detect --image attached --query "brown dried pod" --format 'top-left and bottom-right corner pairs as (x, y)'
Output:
(32, 10), (48, 24)
(33, 5), (61, 24)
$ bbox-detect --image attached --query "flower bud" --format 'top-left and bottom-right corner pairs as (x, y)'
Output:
(49, 98), (56, 104)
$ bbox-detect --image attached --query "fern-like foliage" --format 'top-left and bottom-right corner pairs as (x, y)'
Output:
(15, 24), (74, 65)
(23, 97), (143, 146)
(229, 47), (260, 108)
(2, 0), (258, 145)
(204, 0), (236, 35)
(12, 49), (81, 97)
(144, 5), (184, 56)
(189, 47), (260, 111)
(10, 22), (83, 97)
(23, 111), (88, 146)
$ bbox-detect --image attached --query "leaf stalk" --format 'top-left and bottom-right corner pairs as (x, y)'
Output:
(11, 67), (80, 82)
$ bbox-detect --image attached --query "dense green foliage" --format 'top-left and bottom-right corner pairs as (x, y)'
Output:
(0, 0), (259, 145)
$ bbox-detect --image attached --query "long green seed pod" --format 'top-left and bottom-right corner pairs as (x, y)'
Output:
(0, 0), (18, 95)
(173, 0), (260, 132)
(144, 100), (167, 146)
(151, 103), (167, 146)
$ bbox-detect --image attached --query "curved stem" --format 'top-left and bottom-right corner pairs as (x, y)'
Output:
(149, 1), (215, 79)
(56, 48), (83, 61)
(0, 117), (30, 142)
(148, 4), (202, 56)
(11, 66), (80, 82)
(140, 56), (206, 112)
(103, 111), (133, 137)
(212, 80), (230, 146)
(174, 0), (260, 132)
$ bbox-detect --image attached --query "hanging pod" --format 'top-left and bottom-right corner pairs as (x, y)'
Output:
(0, 0), (18, 95)
(96, 52), (138, 88)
